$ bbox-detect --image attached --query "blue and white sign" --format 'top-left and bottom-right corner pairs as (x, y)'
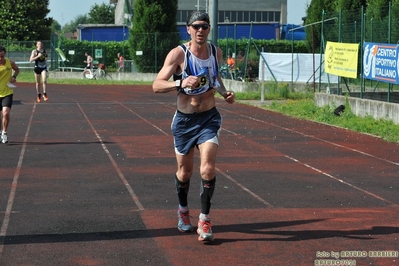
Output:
(363, 42), (399, 84)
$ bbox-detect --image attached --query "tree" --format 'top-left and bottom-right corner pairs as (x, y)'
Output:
(63, 14), (89, 33)
(60, 3), (114, 34)
(305, 0), (339, 52)
(365, 0), (399, 43)
(88, 3), (115, 24)
(365, 0), (390, 20)
(335, 0), (367, 43)
(0, 0), (53, 41)
(51, 20), (62, 33)
(129, 0), (180, 73)
(335, 0), (367, 10)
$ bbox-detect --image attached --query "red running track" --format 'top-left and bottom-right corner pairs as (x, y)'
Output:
(0, 83), (398, 265)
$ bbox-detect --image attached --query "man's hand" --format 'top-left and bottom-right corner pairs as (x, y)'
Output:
(223, 91), (235, 104)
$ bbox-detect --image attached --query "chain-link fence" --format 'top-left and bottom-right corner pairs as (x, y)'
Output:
(1, 35), (133, 73)
(313, 4), (399, 102)
(2, 24), (299, 79)
(1, 40), (51, 70)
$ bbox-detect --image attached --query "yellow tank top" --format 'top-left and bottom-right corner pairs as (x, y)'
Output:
(0, 58), (13, 97)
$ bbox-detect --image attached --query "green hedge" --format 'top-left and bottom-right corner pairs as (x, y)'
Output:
(54, 38), (308, 73)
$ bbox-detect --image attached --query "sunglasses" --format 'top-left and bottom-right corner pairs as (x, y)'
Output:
(190, 24), (209, 30)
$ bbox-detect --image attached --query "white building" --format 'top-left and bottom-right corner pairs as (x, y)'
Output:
(115, 0), (287, 26)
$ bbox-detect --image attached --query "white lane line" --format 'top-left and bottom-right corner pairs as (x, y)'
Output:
(221, 108), (399, 166)
(152, 104), (396, 206)
(117, 101), (169, 136)
(219, 108), (398, 207)
(139, 102), (397, 207)
(77, 103), (145, 211)
(118, 102), (271, 207)
(0, 103), (36, 257)
(285, 155), (398, 206)
(216, 167), (274, 208)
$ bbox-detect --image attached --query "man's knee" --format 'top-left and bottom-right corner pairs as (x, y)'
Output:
(200, 163), (215, 179)
(2, 108), (10, 117)
(178, 170), (193, 182)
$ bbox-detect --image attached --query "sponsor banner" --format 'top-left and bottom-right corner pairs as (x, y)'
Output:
(325, 41), (359, 78)
(363, 42), (399, 84)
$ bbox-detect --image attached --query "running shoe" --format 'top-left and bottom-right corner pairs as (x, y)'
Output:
(43, 93), (48, 101)
(1, 132), (8, 144)
(37, 94), (41, 103)
(197, 218), (214, 241)
(177, 209), (193, 232)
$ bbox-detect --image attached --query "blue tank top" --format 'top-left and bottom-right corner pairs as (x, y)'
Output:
(174, 43), (220, 95)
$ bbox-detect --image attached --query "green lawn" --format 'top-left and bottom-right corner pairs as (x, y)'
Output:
(235, 91), (399, 143)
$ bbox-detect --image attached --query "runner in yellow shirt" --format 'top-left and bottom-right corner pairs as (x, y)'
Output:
(0, 45), (20, 144)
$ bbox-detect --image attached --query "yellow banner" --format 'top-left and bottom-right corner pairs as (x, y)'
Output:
(325, 41), (359, 78)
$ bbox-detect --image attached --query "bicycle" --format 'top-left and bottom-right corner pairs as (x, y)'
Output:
(220, 64), (245, 82)
(83, 63), (112, 80)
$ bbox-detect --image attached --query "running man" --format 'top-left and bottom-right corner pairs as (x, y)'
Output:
(152, 11), (235, 242)
(0, 45), (19, 143)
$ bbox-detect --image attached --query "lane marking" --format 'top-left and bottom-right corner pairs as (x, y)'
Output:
(0, 103), (36, 257)
(126, 102), (397, 206)
(117, 101), (271, 207)
(285, 155), (397, 206)
(216, 167), (274, 208)
(218, 107), (399, 205)
(221, 108), (399, 166)
(77, 103), (145, 211)
(117, 102), (169, 136)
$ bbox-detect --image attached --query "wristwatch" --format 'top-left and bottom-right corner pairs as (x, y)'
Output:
(175, 79), (182, 90)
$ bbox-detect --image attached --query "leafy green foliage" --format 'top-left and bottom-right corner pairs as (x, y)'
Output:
(335, 0), (367, 11)
(0, 0), (52, 41)
(304, 0), (399, 51)
(62, 15), (89, 33)
(365, 0), (399, 43)
(305, 0), (325, 49)
(129, 0), (180, 73)
(51, 20), (62, 33)
(87, 3), (115, 24)
(60, 3), (114, 33)
(335, 0), (366, 43)
(365, 0), (390, 19)
(56, 39), (130, 70)
(218, 38), (309, 55)
(305, 0), (365, 51)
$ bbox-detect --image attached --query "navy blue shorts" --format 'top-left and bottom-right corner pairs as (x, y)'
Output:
(0, 94), (13, 109)
(171, 107), (222, 155)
